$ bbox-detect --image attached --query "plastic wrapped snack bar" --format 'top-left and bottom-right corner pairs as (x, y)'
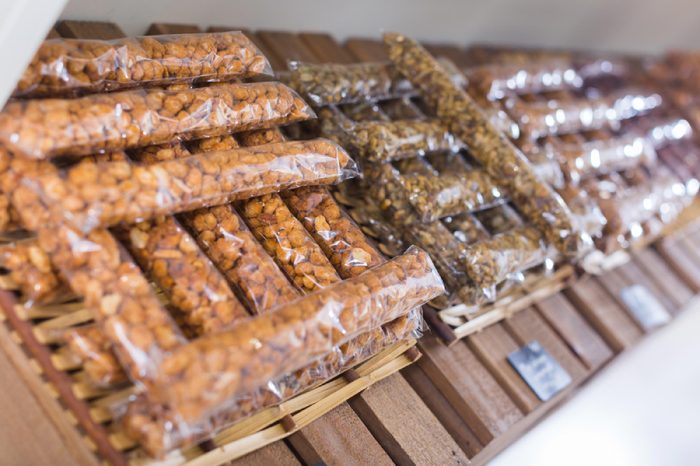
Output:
(526, 146), (565, 188)
(347, 119), (460, 163)
(113, 216), (249, 335)
(465, 61), (582, 100)
(380, 97), (426, 120)
(239, 193), (342, 293)
(27, 139), (357, 232)
(130, 142), (192, 164)
(14, 32), (272, 97)
(0, 82), (314, 159)
(124, 309), (422, 457)
(340, 102), (390, 122)
(0, 240), (63, 306)
(385, 33), (583, 258)
(132, 247), (442, 435)
(288, 61), (404, 106)
(556, 185), (607, 242)
(476, 204), (523, 234)
(65, 325), (128, 387)
(281, 186), (384, 278)
(557, 134), (657, 184)
(463, 225), (548, 301)
(365, 162), (422, 226)
(442, 212), (490, 245)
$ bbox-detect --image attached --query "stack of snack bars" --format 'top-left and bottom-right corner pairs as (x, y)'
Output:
(0, 26), (444, 463)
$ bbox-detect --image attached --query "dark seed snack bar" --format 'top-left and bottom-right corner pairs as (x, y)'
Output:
(385, 32), (584, 258)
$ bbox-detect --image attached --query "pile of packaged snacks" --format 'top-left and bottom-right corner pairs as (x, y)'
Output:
(458, 41), (695, 254)
(0, 31), (445, 458)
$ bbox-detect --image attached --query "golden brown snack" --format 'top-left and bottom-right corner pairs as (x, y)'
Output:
(0, 240), (62, 305)
(385, 32), (582, 258)
(130, 142), (192, 164)
(114, 216), (249, 335)
(15, 31), (272, 96)
(282, 186), (384, 278)
(240, 193), (341, 293)
(124, 310), (421, 457)
(0, 82), (313, 159)
(139, 247), (442, 440)
(65, 325), (128, 387)
(29, 139), (355, 231)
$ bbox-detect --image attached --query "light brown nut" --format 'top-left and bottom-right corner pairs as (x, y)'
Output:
(239, 193), (341, 293)
(30, 139), (355, 231)
(0, 82), (314, 159)
(65, 325), (127, 387)
(0, 240), (62, 305)
(282, 186), (384, 278)
(15, 32), (272, 97)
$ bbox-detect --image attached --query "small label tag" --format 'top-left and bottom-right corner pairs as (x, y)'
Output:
(619, 284), (671, 331)
(507, 341), (572, 402)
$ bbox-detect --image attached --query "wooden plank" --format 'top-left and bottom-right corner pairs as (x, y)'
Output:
(286, 402), (393, 466)
(46, 27), (60, 39)
(299, 32), (355, 63)
(633, 248), (694, 311)
(503, 307), (588, 382)
(146, 23), (201, 35)
(614, 260), (680, 315)
(256, 30), (320, 69)
(417, 336), (523, 444)
(230, 441), (301, 466)
(535, 293), (613, 370)
(466, 325), (541, 413)
(401, 364), (483, 457)
(55, 20), (125, 39)
(655, 238), (700, 292)
(349, 373), (470, 465)
(564, 276), (642, 352)
(423, 42), (470, 67)
(344, 37), (388, 62)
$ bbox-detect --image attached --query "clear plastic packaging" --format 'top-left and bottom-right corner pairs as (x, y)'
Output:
(340, 102), (390, 122)
(124, 309), (422, 457)
(14, 31), (273, 97)
(526, 146), (565, 188)
(380, 97), (426, 120)
(557, 134), (657, 184)
(465, 61), (582, 100)
(0, 82), (314, 159)
(384, 33), (583, 258)
(239, 193), (342, 293)
(281, 186), (384, 279)
(288, 61), (405, 106)
(28, 139), (357, 232)
(65, 325), (127, 387)
(113, 216), (249, 335)
(348, 119), (460, 163)
(442, 212), (490, 245)
(463, 225), (547, 301)
(0, 239), (63, 305)
(130, 142), (192, 164)
(132, 247), (441, 440)
(475, 204), (523, 234)
(556, 185), (607, 243)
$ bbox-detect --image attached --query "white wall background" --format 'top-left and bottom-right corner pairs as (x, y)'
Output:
(59, 0), (700, 54)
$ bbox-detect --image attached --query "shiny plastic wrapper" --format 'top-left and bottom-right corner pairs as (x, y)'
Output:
(556, 185), (606, 243)
(113, 216), (249, 335)
(239, 193), (342, 293)
(385, 33), (583, 258)
(27, 139), (357, 232)
(0, 240), (63, 306)
(557, 134), (657, 184)
(442, 212), (490, 245)
(465, 61), (582, 100)
(282, 186), (384, 279)
(65, 325), (128, 387)
(131, 247), (441, 439)
(463, 225), (548, 301)
(14, 31), (272, 97)
(380, 97), (426, 120)
(347, 119), (461, 163)
(124, 308), (422, 457)
(0, 82), (314, 159)
(340, 102), (390, 122)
